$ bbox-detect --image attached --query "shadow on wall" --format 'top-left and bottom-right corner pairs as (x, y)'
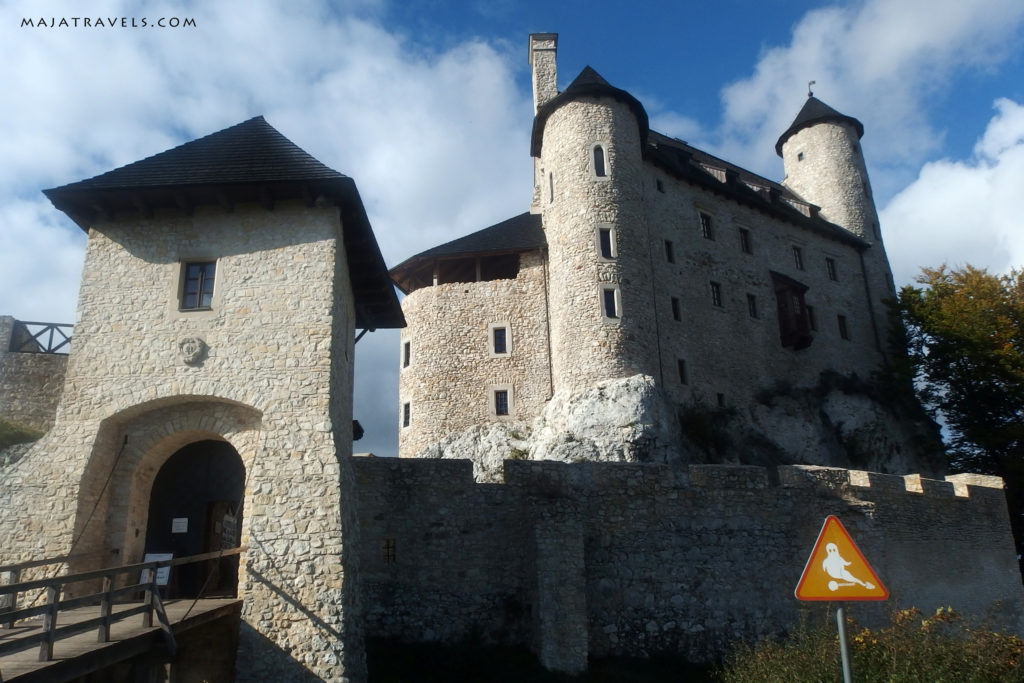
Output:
(236, 622), (323, 683)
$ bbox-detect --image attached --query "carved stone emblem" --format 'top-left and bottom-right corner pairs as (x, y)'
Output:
(179, 337), (207, 365)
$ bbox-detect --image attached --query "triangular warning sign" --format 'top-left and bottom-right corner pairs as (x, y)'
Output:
(795, 515), (888, 601)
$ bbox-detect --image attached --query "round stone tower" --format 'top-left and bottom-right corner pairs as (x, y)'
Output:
(530, 41), (659, 396)
(776, 96), (897, 356)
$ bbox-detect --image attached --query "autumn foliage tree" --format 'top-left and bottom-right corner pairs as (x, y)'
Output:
(898, 264), (1024, 547)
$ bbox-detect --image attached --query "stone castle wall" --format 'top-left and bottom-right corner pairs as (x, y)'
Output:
(644, 159), (884, 409)
(0, 201), (364, 681)
(398, 250), (552, 456)
(353, 456), (1024, 673)
(0, 316), (68, 433)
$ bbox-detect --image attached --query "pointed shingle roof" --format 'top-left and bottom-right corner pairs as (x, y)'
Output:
(48, 116), (345, 191)
(775, 96), (864, 156)
(531, 66), (649, 157)
(44, 117), (403, 329)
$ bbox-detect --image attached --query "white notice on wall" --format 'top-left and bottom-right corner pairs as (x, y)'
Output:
(171, 517), (188, 534)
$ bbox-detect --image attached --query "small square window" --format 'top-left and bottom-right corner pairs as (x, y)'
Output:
(739, 228), (752, 254)
(602, 287), (620, 319)
(664, 240), (675, 263)
(710, 281), (723, 308)
(494, 389), (510, 416)
(598, 227), (616, 259)
(700, 212), (714, 240)
(181, 261), (216, 310)
(747, 294), (758, 319)
(838, 314), (850, 340)
(792, 246), (804, 271)
(826, 258), (838, 281)
(402, 341), (411, 368)
(402, 402), (411, 428)
(797, 151), (805, 161)
(677, 359), (688, 385)
(671, 296), (681, 321)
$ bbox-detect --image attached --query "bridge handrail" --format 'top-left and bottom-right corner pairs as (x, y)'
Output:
(0, 546), (245, 667)
(0, 550), (114, 575)
(0, 547), (245, 596)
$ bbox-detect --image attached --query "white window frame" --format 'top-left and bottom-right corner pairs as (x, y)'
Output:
(488, 322), (511, 357)
(596, 224), (617, 260)
(590, 142), (611, 181)
(601, 285), (621, 321)
(490, 384), (514, 418)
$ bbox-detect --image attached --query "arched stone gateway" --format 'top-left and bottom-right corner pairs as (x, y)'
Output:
(67, 398), (263, 580)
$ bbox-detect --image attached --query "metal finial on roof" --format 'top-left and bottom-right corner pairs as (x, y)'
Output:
(807, 80), (816, 98)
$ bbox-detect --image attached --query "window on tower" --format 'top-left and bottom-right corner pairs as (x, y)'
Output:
(593, 144), (607, 178)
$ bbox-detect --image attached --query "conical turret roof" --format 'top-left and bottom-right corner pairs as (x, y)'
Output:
(531, 66), (649, 157)
(775, 96), (864, 156)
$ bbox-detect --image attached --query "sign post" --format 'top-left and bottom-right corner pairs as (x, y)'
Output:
(795, 515), (888, 682)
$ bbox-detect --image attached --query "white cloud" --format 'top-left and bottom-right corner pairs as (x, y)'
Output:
(1, 0), (532, 455)
(714, 0), (1024, 193)
(882, 98), (1024, 285)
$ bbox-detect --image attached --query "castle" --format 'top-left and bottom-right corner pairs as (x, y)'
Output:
(393, 34), (940, 479)
(1, 33), (1021, 682)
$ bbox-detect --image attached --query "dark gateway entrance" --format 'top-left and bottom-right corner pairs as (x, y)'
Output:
(144, 439), (245, 598)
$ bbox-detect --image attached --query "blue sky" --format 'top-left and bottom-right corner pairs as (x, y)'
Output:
(3, 0), (1024, 455)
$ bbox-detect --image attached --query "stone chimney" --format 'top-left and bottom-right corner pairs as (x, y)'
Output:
(529, 33), (558, 113)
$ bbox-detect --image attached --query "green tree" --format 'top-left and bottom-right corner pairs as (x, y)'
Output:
(898, 264), (1024, 548)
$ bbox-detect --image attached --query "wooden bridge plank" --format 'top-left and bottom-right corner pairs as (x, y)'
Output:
(0, 598), (240, 682)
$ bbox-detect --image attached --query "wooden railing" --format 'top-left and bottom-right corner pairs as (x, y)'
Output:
(8, 321), (72, 354)
(0, 547), (245, 666)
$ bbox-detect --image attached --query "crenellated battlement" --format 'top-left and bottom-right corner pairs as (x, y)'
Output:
(355, 455), (1006, 502)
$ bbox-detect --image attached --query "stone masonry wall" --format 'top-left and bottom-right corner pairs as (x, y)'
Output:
(644, 161), (884, 410)
(398, 250), (551, 457)
(0, 316), (68, 432)
(0, 201), (363, 682)
(353, 456), (1024, 672)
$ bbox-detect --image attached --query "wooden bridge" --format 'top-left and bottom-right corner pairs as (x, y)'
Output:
(0, 549), (244, 682)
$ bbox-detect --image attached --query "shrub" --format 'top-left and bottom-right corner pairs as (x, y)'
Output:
(717, 607), (1023, 683)
(0, 415), (43, 450)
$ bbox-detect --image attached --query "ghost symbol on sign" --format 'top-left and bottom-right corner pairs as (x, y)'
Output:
(822, 542), (876, 592)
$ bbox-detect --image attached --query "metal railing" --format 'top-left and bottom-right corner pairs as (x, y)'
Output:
(0, 547), (245, 668)
(8, 321), (72, 354)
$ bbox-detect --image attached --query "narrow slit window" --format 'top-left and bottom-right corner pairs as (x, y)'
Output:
(593, 144), (607, 177)
(603, 287), (619, 319)
(548, 172), (554, 203)
(700, 212), (714, 240)
(402, 402), (410, 428)
(402, 341), (411, 368)
(747, 294), (758, 319)
(656, 179), (665, 193)
(710, 281), (723, 308)
(807, 305), (817, 331)
(677, 359), (688, 384)
(793, 246), (804, 270)
(838, 314), (850, 340)
(671, 296), (681, 321)
(717, 393), (726, 407)
(598, 227), (615, 259)
(826, 258), (838, 281)
(494, 389), (510, 416)
(739, 228), (752, 254)
(664, 240), (675, 263)
(493, 327), (507, 354)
